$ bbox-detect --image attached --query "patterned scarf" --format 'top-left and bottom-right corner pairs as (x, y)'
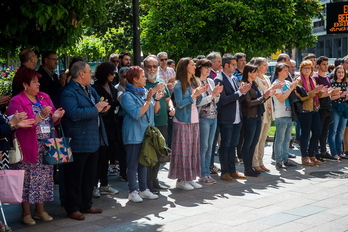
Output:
(301, 74), (319, 107)
(126, 82), (146, 97)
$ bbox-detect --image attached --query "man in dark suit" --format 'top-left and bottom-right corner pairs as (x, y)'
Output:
(61, 61), (110, 220)
(214, 55), (251, 181)
(37, 51), (63, 106)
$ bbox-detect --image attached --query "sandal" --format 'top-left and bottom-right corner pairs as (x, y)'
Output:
(0, 221), (12, 232)
(199, 177), (215, 185)
(339, 154), (346, 159)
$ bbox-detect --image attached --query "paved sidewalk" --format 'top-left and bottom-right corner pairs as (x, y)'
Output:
(3, 142), (348, 232)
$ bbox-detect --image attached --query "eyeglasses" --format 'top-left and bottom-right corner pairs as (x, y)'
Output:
(146, 65), (158, 69)
(47, 57), (58, 61)
(302, 67), (312, 70)
(112, 72), (117, 76)
(160, 58), (168, 62)
(111, 59), (118, 63)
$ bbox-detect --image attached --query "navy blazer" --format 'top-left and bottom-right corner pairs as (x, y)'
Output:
(60, 79), (108, 153)
(214, 72), (245, 124)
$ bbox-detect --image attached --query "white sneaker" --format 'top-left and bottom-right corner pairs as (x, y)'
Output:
(100, 186), (119, 195)
(128, 191), (143, 203)
(176, 180), (194, 190)
(188, 181), (202, 189)
(93, 186), (100, 198)
(139, 189), (159, 200)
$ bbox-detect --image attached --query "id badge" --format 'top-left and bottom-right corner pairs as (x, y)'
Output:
(40, 125), (51, 133)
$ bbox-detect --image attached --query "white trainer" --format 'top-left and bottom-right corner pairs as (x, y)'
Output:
(139, 189), (159, 200)
(176, 180), (194, 190)
(128, 191), (143, 203)
(188, 181), (202, 189)
(100, 186), (119, 195)
(93, 186), (100, 198)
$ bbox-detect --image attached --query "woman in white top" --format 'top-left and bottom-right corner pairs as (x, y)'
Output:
(252, 57), (282, 172)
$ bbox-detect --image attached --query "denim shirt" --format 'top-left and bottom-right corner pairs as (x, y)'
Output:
(173, 80), (202, 124)
(120, 91), (155, 144)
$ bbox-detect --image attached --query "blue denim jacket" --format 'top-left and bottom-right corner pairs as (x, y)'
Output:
(174, 80), (202, 124)
(120, 91), (155, 144)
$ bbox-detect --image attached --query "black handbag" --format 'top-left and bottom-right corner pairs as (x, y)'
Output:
(296, 85), (308, 97)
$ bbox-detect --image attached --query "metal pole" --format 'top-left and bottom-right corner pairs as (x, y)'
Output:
(132, 0), (141, 66)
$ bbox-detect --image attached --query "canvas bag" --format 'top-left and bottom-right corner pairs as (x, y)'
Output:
(0, 169), (24, 203)
(8, 133), (23, 164)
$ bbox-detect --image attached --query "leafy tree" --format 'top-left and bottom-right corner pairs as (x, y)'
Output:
(92, 0), (134, 56)
(0, 0), (107, 56)
(141, 0), (322, 61)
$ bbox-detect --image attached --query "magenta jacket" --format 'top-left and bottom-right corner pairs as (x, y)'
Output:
(7, 91), (56, 163)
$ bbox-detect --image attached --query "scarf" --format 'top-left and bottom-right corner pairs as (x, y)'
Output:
(301, 74), (319, 107)
(126, 82), (146, 96)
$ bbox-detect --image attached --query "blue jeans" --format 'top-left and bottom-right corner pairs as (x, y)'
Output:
(242, 117), (262, 170)
(274, 117), (293, 162)
(125, 144), (147, 192)
(328, 109), (348, 156)
(219, 123), (241, 175)
(199, 118), (217, 177)
(298, 111), (321, 157)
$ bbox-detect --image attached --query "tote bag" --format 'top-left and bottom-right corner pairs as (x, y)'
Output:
(42, 123), (73, 165)
(0, 169), (24, 203)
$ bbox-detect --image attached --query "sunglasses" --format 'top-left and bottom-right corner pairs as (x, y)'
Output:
(160, 58), (168, 62)
(146, 65), (158, 69)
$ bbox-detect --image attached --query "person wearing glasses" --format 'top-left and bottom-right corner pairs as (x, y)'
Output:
(143, 55), (174, 193)
(37, 51), (63, 107)
(92, 62), (120, 197)
(157, 52), (176, 84)
(295, 60), (326, 166)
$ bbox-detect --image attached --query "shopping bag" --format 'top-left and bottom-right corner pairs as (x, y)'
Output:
(8, 135), (23, 164)
(0, 169), (24, 203)
(42, 124), (73, 165)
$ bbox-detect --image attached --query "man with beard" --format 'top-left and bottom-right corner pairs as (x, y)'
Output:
(143, 55), (175, 193)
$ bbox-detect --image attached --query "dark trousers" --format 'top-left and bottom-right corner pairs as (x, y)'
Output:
(242, 117), (262, 171)
(116, 117), (127, 179)
(147, 125), (167, 189)
(96, 141), (116, 187)
(298, 111), (322, 157)
(64, 151), (99, 215)
(319, 109), (331, 153)
(219, 123), (241, 174)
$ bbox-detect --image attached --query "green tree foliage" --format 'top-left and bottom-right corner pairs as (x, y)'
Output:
(0, 0), (107, 55)
(141, 0), (322, 60)
(92, 0), (134, 55)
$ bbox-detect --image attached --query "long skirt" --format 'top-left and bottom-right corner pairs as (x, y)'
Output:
(168, 122), (200, 181)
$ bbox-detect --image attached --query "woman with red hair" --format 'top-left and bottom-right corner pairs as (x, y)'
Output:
(7, 67), (65, 225)
(120, 66), (164, 202)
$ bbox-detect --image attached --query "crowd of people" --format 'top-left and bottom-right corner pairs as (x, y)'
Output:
(1, 48), (348, 228)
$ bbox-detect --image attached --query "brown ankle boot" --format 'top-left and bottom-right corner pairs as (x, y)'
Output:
(310, 157), (322, 165)
(302, 157), (314, 166)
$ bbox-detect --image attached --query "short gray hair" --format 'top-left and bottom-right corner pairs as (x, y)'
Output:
(207, 52), (221, 62)
(253, 57), (267, 66)
(70, 61), (88, 79)
(157, 52), (167, 59)
(144, 54), (158, 66)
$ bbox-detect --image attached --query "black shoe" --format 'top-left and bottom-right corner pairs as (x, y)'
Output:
(315, 154), (325, 162)
(284, 159), (297, 168)
(244, 169), (259, 177)
(288, 153), (296, 159)
(149, 188), (160, 194)
(153, 184), (168, 190)
(321, 152), (335, 160)
(276, 161), (288, 169)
